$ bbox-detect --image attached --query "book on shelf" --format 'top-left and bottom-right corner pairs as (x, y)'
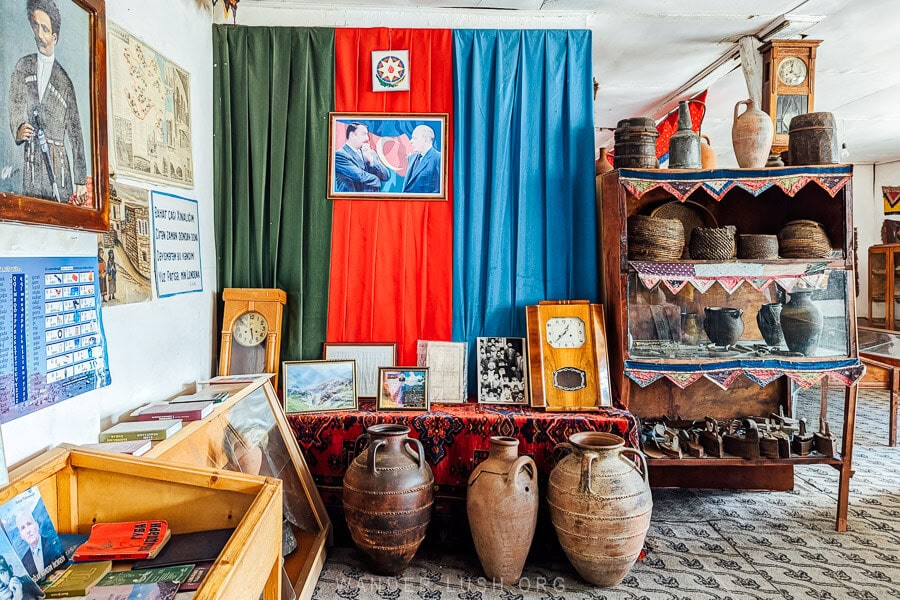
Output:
(132, 528), (234, 570)
(80, 440), (152, 456)
(0, 484), (66, 581)
(73, 520), (171, 562)
(131, 401), (214, 422)
(208, 373), (273, 384)
(96, 564), (194, 586)
(169, 390), (229, 404)
(40, 560), (112, 598)
(176, 561), (214, 592)
(0, 525), (46, 597)
(98, 419), (182, 442)
(86, 582), (181, 600)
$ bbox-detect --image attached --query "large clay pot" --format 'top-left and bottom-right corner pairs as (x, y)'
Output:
(732, 99), (774, 168)
(669, 100), (702, 169)
(548, 432), (651, 587)
(780, 290), (823, 356)
(467, 437), (538, 583)
(756, 303), (785, 347)
(343, 424), (434, 575)
(703, 307), (744, 347)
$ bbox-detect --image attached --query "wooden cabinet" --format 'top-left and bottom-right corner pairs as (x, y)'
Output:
(145, 376), (331, 600)
(867, 243), (900, 329)
(4, 448), (284, 600)
(600, 166), (861, 531)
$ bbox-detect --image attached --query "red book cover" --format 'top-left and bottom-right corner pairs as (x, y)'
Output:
(72, 520), (170, 562)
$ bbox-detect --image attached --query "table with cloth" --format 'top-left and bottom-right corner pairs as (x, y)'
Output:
(287, 401), (639, 546)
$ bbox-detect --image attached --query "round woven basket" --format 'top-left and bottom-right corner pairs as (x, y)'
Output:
(777, 220), (832, 258)
(737, 234), (779, 260)
(627, 215), (684, 261)
(689, 226), (736, 260)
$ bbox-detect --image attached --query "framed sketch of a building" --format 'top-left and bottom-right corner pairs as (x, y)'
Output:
(0, 0), (110, 231)
(107, 23), (193, 188)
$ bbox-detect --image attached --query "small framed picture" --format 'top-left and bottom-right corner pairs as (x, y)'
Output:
(417, 340), (467, 404)
(323, 342), (397, 398)
(377, 367), (429, 412)
(477, 337), (529, 405)
(282, 360), (357, 414)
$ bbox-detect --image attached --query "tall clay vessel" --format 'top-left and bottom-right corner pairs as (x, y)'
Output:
(548, 432), (651, 587)
(668, 100), (701, 169)
(467, 437), (538, 583)
(343, 424), (434, 575)
(732, 99), (774, 168)
(780, 290), (824, 357)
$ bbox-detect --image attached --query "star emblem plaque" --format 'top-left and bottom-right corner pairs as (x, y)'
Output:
(372, 50), (410, 92)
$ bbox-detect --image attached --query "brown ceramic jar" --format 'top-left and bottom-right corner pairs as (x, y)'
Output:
(343, 424), (434, 575)
(466, 437), (538, 583)
(548, 432), (652, 587)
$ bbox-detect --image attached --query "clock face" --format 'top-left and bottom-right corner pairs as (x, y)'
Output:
(778, 57), (808, 86)
(545, 317), (586, 349)
(233, 311), (269, 347)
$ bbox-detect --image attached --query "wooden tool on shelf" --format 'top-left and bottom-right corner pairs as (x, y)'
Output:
(723, 419), (760, 459)
(814, 417), (837, 457)
(792, 418), (815, 456)
(698, 417), (725, 458)
(678, 429), (707, 458)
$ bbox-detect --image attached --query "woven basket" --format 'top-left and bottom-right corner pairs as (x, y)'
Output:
(737, 234), (779, 260)
(778, 220), (832, 258)
(689, 226), (736, 260)
(627, 215), (684, 261)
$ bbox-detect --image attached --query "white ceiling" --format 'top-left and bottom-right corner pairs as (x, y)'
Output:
(246, 0), (900, 165)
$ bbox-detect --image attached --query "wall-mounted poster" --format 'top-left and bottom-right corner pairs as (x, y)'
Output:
(327, 113), (448, 200)
(0, 256), (111, 424)
(0, 0), (110, 231)
(884, 186), (900, 214)
(151, 191), (202, 298)
(98, 180), (153, 306)
(108, 23), (193, 188)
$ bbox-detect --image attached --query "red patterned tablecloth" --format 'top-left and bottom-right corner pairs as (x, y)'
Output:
(287, 401), (638, 494)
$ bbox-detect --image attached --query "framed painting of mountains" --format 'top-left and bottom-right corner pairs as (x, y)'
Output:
(283, 360), (357, 414)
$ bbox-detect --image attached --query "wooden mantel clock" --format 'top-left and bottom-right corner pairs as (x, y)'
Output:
(760, 39), (822, 153)
(218, 288), (286, 387)
(526, 300), (613, 411)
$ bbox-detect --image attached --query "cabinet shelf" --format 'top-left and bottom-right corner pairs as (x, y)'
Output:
(647, 454), (842, 468)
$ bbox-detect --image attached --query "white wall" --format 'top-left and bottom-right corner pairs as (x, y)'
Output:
(853, 165), (876, 314)
(1, 0), (215, 466)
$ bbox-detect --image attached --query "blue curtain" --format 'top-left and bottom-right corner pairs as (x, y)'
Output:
(451, 29), (598, 390)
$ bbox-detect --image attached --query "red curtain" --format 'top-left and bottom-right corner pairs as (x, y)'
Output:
(327, 29), (454, 364)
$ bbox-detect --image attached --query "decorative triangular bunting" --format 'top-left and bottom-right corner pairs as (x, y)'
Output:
(744, 369), (784, 387)
(661, 279), (690, 294)
(639, 275), (661, 290)
(664, 372), (704, 389)
(691, 279), (717, 293)
(704, 370), (743, 390)
(748, 278), (773, 291)
(625, 370), (665, 388)
(785, 370), (826, 389)
(717, 277), (744, 294)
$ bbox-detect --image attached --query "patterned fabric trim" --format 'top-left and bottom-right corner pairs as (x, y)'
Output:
(625, 359), (865, 390)
(631, 261), (832, 294)
(618, 165), (852, 201)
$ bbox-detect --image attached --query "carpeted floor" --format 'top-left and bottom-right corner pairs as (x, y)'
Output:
(311, 388), (900, 599)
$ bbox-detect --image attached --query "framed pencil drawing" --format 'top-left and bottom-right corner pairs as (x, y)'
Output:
(327, 112), (448, 200)
(0, 0), (109, 231)
(322, 342), (396, 398)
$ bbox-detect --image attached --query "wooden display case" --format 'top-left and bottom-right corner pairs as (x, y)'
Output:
(145, 375), (331, 600)
(3, 447), (283, 600)
(600, 166), (861, 531)
(867, 243), (900, 329)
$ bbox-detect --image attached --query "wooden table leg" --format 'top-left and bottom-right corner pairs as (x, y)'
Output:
(891, 368), (898, 447)
(836, 384), (858, 532)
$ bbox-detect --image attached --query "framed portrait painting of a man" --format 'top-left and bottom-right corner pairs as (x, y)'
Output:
(327, 112), (448, 200)
(0, 0), (109, 231)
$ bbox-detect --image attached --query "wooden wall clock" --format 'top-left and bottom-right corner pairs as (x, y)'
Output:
(218, 288), (287, 387)
(526, 300), (613, 411)
(760, 39), (822, 153)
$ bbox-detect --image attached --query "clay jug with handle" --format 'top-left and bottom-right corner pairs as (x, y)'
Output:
(700, 134), (716, 169)
(467, 437), (538, 584)
(732, 99), (774, 168)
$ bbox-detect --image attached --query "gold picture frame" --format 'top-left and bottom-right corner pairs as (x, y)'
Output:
(283, 359), (357, 414)
(376, 366), (430, 412)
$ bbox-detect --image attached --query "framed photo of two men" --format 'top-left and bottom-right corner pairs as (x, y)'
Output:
(327, 112), (448, 200)
(0, 0), (109, 232)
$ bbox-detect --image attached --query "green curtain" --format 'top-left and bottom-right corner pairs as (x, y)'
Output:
(213, 25), (334, 361)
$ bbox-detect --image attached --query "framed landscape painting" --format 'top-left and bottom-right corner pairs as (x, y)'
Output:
(283, 360), (357, 414)
(0, 0), (109, 231)
(327, 112), (448, 200)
